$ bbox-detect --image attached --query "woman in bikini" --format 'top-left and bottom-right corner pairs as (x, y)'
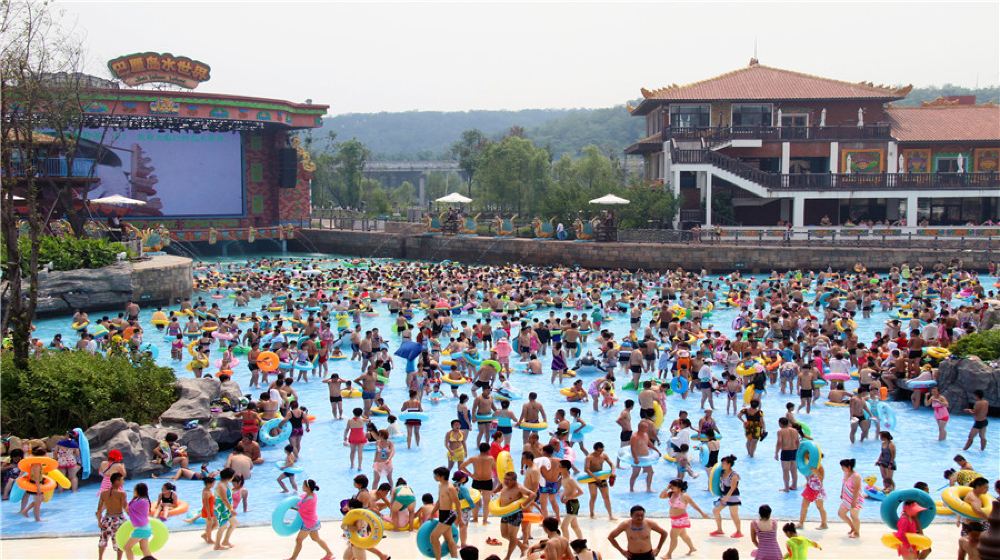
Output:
(660, 478), (707, 559)
(445, 420), (467, 471)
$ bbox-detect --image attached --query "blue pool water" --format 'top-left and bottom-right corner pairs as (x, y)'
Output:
(3, 254), (997, 537)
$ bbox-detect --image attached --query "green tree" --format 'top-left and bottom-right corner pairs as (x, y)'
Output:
(360, 179), (391, 216)
(390, 181), (416, 209)
(475, 136), (552, 215)
(335, 139), (370, 210)
(450, 129), (490, 197)
(614, 182), (679, 228)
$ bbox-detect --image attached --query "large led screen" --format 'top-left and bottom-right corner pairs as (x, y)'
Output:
(79, 128), (243, 217)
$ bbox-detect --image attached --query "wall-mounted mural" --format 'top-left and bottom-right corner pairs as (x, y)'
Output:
(841, 149), (883, 174)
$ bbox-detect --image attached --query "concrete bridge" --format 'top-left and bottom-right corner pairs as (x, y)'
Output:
(363, 160), (462, 205)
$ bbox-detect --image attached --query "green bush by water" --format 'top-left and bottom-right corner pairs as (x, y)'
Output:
(0, 351), (176, 438)
(1, 235), (129, 274)
(950, 330), (1000, 362)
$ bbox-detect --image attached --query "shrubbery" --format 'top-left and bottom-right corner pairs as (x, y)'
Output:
(1, 351), (176, 438)
(1, 235), (129, 274)
(950, 330), (1000, 362)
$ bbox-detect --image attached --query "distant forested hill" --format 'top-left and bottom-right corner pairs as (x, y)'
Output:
(311, 86), (998, 159)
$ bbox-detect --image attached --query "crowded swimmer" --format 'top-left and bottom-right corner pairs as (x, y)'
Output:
(2, 256), (998, 560)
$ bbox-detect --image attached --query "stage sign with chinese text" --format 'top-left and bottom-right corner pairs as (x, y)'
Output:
(107, 52), (210, 89)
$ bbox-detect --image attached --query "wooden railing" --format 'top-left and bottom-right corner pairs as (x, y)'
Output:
(672, 147), (1000, 191)
(663, 124), (892, 142)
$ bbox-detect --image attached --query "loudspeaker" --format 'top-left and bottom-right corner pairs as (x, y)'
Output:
(278, 148), (297, 188)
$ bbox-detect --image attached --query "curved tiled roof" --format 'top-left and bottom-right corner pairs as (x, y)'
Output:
(632, 61), (910, 114)
(888, 105), (1000, 142)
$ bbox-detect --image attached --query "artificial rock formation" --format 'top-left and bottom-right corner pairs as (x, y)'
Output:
(937, 357), (1000, 415)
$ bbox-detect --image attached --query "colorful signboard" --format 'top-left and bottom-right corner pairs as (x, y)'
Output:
(107, 52), (211, 89)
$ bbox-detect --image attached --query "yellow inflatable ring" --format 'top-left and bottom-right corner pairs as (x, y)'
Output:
(936, 500), (954, 515)
(187, 340), (200, 357)
(652, 402), (664, 429)
(343, 508), (385, 549)
(941, 486), (994, 520)
(459, 488), (482, 510)
(560, 369), (577, 378)
(735, 364), (756, 377)
(488, 496), (526, 517)
(115, 519), (169, 555)
(341, 389), (362, 398)
(518, 421), (548, 432)
(496, 451), (515, 480)
(881, 533), (932, 552)
(441, 376), (468, 386)
(71, 320), (89, 331)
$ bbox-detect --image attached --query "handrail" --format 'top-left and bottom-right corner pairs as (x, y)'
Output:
(662, 124), (892, 142)
(672, 146), (1000, 191)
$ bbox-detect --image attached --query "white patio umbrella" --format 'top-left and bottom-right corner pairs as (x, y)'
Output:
(435, 192), (472, 204)
(89, 194), (148, 206)
(589, 193), (630, 205)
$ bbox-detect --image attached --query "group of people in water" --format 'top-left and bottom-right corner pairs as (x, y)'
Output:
(6, 257), (998, 560)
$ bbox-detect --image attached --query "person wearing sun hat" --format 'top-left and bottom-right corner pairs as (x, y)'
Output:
(894, 501), (929, 560)
(97, 449), (127, 494)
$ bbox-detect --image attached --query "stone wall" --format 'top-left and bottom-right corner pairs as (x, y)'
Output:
(22, 255), (193, 316)
(296, 229), (992, 272)
(131, 255), (194, 308)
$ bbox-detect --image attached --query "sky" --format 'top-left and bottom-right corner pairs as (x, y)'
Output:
(57, 1), (1000, 115)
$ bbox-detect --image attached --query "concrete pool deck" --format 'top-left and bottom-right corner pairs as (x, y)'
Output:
(1, 517), (964, 559)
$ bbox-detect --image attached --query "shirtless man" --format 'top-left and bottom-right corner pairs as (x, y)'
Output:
(125, 300), (140, 322)
(637, 382), (657, 422)
(96, 472), (127, 560)
(774, 417), (801, 492)
(615, 400), (634, 468)
(582, 443), (615, 520)
(520, 451), (542, 547)
(537, 445), (562, 520)
(607, 505), (668, 560)
(527, 517), (571, 560)
(430, 466), (459, 560)
(628, 427), (659, 493)
(354, 368), (379, 415)
(495, 471), (535, 560)
(223, 445), (254, 480)
(518, 393), (548, 443)
(473, 388), (497, 446)
(322, 374), (344, 419)
(459, 443), (496, 525)
(963, 390), (989, 451)
(558, 460), (584, 540)
(846, 390), (873, 444)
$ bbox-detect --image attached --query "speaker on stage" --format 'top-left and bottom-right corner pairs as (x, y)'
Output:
(278, 148), (297, 188)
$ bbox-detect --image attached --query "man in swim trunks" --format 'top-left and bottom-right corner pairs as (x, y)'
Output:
(607, 505), (667, 560)
(430, 466), (459, 560)
(459, 443), (497, 525)
(536, 444), (562, 520)
(775, 417), (801, 492)
(848, 390), (873, 443)
(628, 428), (659, 493)
(496, 471), (535, 560)
(963, 390), (989, 451)
(583, 442), (615, 520)
(637, 382), (656, 420)
(472, 387), (497, 446)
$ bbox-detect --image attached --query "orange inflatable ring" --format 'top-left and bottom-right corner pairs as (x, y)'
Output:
(163, 499), (189, 517)
(17, 456), (58, 474)
(122, 326), (136, 341)
(521, 511), (544, 524)
(16, 475), (56, 494)
(257, 351), (280, 372)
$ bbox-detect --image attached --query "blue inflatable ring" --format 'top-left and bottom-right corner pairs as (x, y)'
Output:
(274, 460), (303, 474)
(876, 402), (897, 430)
(880, 488), (936, 529)
(671, 376), (689, 394)
(400, 411), (429, 422)
(795, 440), (821, 476)
(75, 427), (91, 479)
(259, 418), (292, 446)
(271, 495), (303, 536)
(416, 519), (459, 558)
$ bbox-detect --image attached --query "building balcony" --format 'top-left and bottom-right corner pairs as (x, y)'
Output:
(3, 157), (97, 178)
(776, 171), (1000, 191)
(663, 124), (892, 143)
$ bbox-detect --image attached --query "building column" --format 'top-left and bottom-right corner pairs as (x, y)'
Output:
(671, 169), (681, 228)
(705, 172), (713, 226)
(418, 173), (427, 206)
(906, 195), (918, 230)
(887, 141), (899, 173)
(781, 142), (791, 174)
(792, 196), (805, 228)
(829, 141), (839, 187)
